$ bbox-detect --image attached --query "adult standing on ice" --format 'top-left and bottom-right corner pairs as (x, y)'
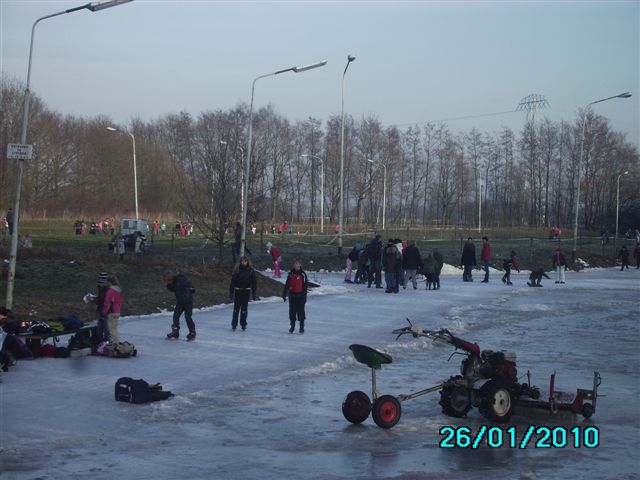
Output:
(617, 245), (630, 271)
(266, 242), (282, 278)
(345, 241), (361, 283)
(480, 236), (492, 283)
(228, 256), (257, 331)
(282, 259), (308, 334)
(460, 237), (476, 282)
(165, 271), (197, 341)
(552, 246), (567, 284)
(101, 275), (122, 342)
(402, 240), (423, 290)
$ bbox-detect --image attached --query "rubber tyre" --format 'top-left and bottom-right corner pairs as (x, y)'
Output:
(439, 377), (471, 418)
(581, 403), (594, 419)
(479, 380), (514, 423)
(342, 390), (372, 424)
(372, 395), (402, 429)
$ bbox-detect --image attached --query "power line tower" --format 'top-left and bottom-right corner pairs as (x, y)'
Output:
(516, 93), (550, 124)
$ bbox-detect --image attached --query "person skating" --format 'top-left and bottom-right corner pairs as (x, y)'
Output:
(345, 241), (361, 283)
(480, 236), (492, 282)
(402, 240), (423, 290)
(383, 239), (402, 293)
(423, 253), (438, 290)
(354, 245), (369, 284)
(266, 242), (282, 278)
(502, 250), (520, 285)
(634, 242), (640, 269)
(367, 234), (383, 288)
(282, 260), (308, 334)
(165, 271), (196, 340)
(618, 245), (630, 270)
(229, 256), (257, 331)
(552, 246), (567, 284)
(527, 269), (550, 287)
(460, 237), (476, 282)
(433, 249), (444, 290)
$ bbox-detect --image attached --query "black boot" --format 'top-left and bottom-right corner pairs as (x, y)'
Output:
(186, 331), (196, 341)
(166, 328), (179, 339)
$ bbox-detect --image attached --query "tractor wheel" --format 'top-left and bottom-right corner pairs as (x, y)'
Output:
(342, 390), (372, 424)
(581, 403), (594, 419)
(372, 395), (402, 429)
(479, 380), (514, 423)
(439, 378), (471, 417)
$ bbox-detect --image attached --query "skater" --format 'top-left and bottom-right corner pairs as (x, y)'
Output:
(423, 253), (438, 290)
(402, 240), (423, 290)
(367, 234), (383, 288)
(433, 249), (444, 290)
(345, 241), (361, 283)
(634, 242), (640, 269)
(383, 239), (402, 293)
(282, 259), (308, 334)
(460, 237), (476, 282)
(501, 250), (520, 285)
(165, 271), (196, 341)
(618, 245), (630, 270)
(527, 268), (550, 287)
(552, 246), (567, 284)
(229, 256), (257, 331)
(354, 245), (369, 284)
(93, 272), (110, 342)
(101, 275), (122, 343)
(266, 242), (282, 278)
(480, 236), (491, 282)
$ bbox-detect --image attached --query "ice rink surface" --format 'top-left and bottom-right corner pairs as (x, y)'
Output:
(1, 266), (639, 479)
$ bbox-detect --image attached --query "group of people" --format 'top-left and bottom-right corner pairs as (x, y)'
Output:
(344, 235), (444, 293)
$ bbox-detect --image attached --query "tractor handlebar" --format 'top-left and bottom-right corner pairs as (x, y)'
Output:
(393, 319), (480, 355)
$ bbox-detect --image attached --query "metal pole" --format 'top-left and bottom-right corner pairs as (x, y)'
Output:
(321, 159), (324, 234)
(382, 163), (387, 231)
(338, 55), (355, 253)
(478, 172), (482, 233)
(130, 132), (138, 220)
(238, 146), (245, 217)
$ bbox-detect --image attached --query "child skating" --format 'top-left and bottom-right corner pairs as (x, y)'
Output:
(502, 250), (520, 285)
(282, 259), (308, 334)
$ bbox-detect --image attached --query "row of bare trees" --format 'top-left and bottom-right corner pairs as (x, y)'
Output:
(2, 76), (638, 240)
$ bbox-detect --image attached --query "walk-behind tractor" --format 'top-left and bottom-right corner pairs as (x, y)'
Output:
(342, 320), (601, 429)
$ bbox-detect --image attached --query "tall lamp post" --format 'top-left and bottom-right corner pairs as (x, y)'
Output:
(615, 170), (629, 247)
(338, 54), (356, 254)
(367, 158), (387, 231)
(572, 92), (632, 263)
(107, 127), (138, 220)
(5, 0), (133, 310)
(220, 140), (245, 216)
(301, 154), (324, 233)
(242, 60), (327, 257)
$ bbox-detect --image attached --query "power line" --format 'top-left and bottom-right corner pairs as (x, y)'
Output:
(392, 109), (520, 128)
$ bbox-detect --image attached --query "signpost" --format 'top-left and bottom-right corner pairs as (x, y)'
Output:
(7, 144), (33, 160)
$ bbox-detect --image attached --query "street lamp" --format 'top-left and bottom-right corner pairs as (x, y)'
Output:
(367, 158), (387, 231)
(338, 54), (356, 254)
(301, 154), (324, 233)
(106, 126), (138, 220)
(572, 92), (632, 263)
(615, 170), (629, 246)
(5, 0), (133, 310)
(220, 140), (245, 215)
(242, 60), (327, 257)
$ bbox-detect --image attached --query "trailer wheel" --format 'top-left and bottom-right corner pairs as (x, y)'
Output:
(342, 390), (372, 424)
(479, 380), (514, 423)
(372, 395), (402, 429)
(581, 402), (594, 419)
(439, 379), (471, 417)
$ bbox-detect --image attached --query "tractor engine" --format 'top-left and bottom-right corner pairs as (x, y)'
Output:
(479, 350), (518, 384)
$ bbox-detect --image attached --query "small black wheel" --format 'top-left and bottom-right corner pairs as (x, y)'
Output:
(479, 380), (514, 423)
(582, 403), (594, 419)
(342, 390), (372, 424)
(439, 378), (471, 417)
(372, 395), (402, 429)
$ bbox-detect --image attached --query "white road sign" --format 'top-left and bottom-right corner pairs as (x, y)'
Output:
(7, 143), (33, 160)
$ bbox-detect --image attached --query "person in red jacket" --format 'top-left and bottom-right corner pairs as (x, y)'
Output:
(101, 275), (122, 342)
(266, 242), (282, 278)
(282, 260), (308, 334)
(481, 236), (492, 283)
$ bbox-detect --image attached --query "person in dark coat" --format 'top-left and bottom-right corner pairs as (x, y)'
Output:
(552, 246), (567, 284)
(527, 268), (550, 287)
(354, 246), (369, 284)
(402, 240), (423, 290)
(229, 256), (257, 331)
(383, 239), (402, 293)
(282, 260), (309, 334)
(367, 234), (383, 288)
(433, 249), (444, 290)
(93, 271), (110, 343)
(165, 271), (196, 340)
(618, 245), (630, 271)
(460, 237), (476, 282)
(345, 241), (361, 283)
(502, 250), (520, 285)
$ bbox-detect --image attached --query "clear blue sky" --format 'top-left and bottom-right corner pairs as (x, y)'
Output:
(1, 0), (638, 145)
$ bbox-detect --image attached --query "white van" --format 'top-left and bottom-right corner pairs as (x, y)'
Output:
(120, 218), (149, 236)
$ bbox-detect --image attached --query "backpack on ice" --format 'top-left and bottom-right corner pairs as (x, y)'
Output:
(115, 377), (174, 404)
(105, 341), (137, 358)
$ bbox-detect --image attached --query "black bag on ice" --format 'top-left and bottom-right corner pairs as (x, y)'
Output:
(115, 377), (152, 404)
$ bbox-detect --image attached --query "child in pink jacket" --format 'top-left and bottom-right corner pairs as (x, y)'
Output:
(101, 275), (122, 342)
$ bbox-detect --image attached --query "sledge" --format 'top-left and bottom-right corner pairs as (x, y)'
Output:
(342, 319), (601, 429)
